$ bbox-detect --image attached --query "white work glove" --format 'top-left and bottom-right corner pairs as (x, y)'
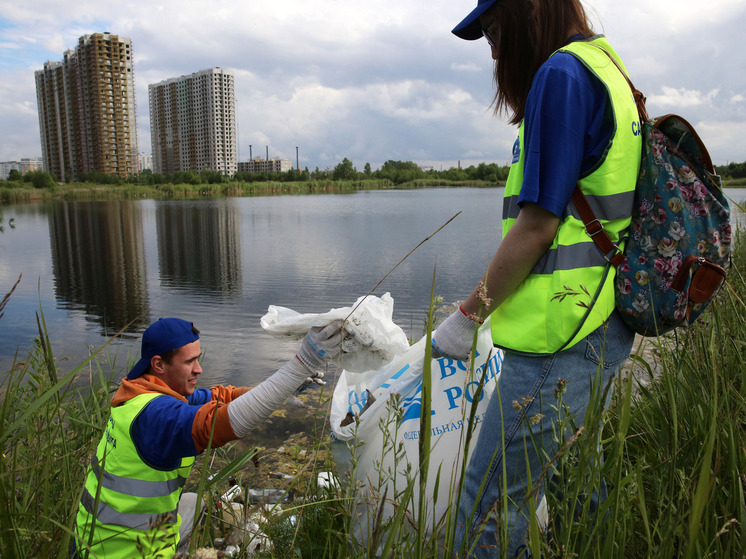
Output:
(304, 371), (326, 386)
(296, 320), (345, 372)
(431, 307), (479, 361)
(227, 320), (344, 437)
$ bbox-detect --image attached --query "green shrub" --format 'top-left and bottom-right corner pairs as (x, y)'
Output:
(27, 171), (57, 189)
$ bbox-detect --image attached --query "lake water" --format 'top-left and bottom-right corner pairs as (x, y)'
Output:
(0, 188), (503, 387)
(1, 187), (744, 388)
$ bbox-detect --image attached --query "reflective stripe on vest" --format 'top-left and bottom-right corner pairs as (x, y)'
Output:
(76, 391), (195, 558)
(503, 190), (636, 224)
(531, 242), (609, 275)
(491, 36), (641, 354)
(89, 453), (188, 498)
(80, 487), (178, 530)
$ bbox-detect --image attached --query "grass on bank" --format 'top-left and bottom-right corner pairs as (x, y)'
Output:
(1, 236), (746, 558)
(0, 178), (497, 204)
(0, 179), (399, 203)
(2, 176), (744, 204)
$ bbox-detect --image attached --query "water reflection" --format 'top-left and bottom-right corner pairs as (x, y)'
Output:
(3, 187), (744, 383)
(156, 200), (242, 296)
(49, 201), (150, 332)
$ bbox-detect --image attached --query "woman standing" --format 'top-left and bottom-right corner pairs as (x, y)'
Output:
(432, 0), (641, 556)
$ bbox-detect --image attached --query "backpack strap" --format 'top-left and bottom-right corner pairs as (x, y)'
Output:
(571, 186), (627, 268)
(588, 44), (649, 123)
(572, 43), (646, 270)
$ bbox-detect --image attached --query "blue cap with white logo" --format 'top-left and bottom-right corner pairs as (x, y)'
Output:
(127, 318), (200, 379)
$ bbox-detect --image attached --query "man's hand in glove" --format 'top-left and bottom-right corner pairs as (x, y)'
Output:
(430, 306), (480, 361)
(296, 320), (345, 372)
(303, 371), (325, 386)
(228, 319), (345, 437)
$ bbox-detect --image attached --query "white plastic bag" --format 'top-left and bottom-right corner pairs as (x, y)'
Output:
(260, 293), (410, 373)
(330, 320), (503, 541)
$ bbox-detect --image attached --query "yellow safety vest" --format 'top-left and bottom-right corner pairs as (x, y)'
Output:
(76, 392), (195, 558)
(491, 36), (642, 354)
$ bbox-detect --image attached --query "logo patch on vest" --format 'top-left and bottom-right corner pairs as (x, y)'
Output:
(511, 137), (521, 164)
(105, 416), (117, 449)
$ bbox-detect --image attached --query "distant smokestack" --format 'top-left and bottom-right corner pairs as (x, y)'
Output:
(296, 146), (299, 171)
(249, 145), (252, 160)
(266, 146), (269, 161)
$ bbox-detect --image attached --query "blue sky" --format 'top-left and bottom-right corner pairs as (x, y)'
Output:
(1, 0), (744, 172)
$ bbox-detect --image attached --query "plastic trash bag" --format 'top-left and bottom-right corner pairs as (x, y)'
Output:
(330, 319), (503, 543)
(260, 293), (410, 373)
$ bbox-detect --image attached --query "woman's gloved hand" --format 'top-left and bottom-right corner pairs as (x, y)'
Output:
(430, 306), (479, 361)
(296, 320), (345, 372)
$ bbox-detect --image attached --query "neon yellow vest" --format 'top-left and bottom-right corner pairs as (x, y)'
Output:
(491, 36), (642, 354)
(76, 392), (195, 559)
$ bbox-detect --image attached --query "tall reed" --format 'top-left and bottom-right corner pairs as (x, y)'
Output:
(2, 234), (745, 558)
(0, 290), (117, 558)
(279, 237), (746, 558)
(598, 232), (746, 558)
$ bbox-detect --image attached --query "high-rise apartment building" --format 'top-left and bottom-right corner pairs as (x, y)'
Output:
(35, 33), (138, 181)
(148, 68), (237, 176)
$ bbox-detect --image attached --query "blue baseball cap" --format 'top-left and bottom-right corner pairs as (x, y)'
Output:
(127, 318), (200, 379)
(452, 0), (500, 40)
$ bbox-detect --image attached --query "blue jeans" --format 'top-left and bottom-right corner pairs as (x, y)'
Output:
(454, 311), (634, 558)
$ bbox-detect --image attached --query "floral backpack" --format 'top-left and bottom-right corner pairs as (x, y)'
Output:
(573, 50), (731, 336)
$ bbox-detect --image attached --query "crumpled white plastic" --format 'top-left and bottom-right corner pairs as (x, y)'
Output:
(260, 293), (410, 373)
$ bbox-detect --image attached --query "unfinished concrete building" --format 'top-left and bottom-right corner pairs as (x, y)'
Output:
(35, 33), (138, 181)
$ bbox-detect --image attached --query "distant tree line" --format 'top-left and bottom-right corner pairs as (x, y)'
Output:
(1, 158), (513, 188)
(6, 158), (746, 188)
(5, 158), (746, 189)
(328, 158), (510, 185)
(715, 162), (746, 179)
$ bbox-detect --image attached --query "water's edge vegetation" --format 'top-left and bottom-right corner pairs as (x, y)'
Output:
(0, 178), (504, 204)
(2, 176), (746, 205)
(1, 218), (745, 558)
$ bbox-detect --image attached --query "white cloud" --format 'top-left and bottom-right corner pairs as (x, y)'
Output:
(1, 0), (745, 168)
(648, 86), (721, 109)
(0, 68), (43, 159)
(450, 62), (482, 72)
(692, 119), (746, 164)
(592, 0), (745, 35)
(41, 33), (65, 54)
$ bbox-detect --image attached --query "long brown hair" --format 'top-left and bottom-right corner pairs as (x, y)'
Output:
(485, 0), (594, 125)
